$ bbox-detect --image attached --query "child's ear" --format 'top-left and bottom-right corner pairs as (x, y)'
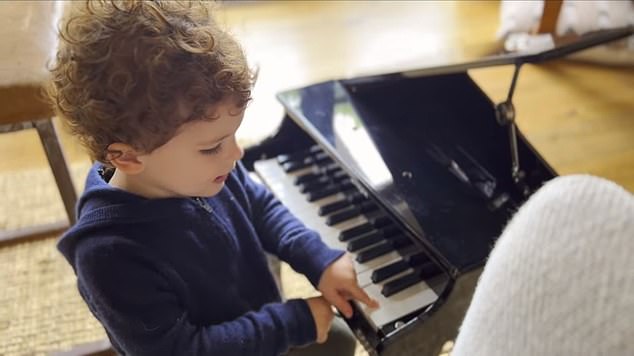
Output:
(106, 143), (145, 175)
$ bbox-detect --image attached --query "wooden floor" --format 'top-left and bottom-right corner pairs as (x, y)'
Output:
(1, 0), (632, 187)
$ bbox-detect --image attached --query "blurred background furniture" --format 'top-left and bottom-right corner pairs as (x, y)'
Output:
(499, 0), (634, 64)
(0, 1), (76, 244)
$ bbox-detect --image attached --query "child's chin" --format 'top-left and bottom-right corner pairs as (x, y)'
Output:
(199, 185), (223, 197)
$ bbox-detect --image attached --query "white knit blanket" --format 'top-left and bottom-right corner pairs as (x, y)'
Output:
(453, 175), (634, 355)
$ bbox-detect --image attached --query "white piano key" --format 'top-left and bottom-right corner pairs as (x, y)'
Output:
(256, 158), (404, 272)
(256, 157), (439, 328)
(357, 279), (437, 329)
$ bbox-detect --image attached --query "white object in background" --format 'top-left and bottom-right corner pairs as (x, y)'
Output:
(498, 0), (634, 65)
(0, 1), (65, 87)
(497, 1), (545, 40)
(503, 33), (555, 54)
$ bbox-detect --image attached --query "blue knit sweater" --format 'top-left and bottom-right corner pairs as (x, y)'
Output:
(58, 162), (344, 356)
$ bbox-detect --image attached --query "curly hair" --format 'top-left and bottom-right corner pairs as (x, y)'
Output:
(46, 0), (255, 163)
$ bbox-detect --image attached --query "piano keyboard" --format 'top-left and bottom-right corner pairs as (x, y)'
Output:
(254, 146), (442, 330)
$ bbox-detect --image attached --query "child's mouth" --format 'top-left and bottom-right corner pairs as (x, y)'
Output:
(214, 174), (228, 183)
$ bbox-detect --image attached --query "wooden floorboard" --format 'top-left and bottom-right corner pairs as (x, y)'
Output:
(2, 1), (631, 190)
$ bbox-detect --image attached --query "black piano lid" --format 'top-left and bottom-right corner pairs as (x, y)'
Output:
(275, 27), (632, 275)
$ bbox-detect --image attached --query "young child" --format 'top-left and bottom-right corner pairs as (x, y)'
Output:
(47, 1), (377, 355)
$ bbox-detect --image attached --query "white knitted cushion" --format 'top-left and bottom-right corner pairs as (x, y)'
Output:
(453, 175), (634, 356)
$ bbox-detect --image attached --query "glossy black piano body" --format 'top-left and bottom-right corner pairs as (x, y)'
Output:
(242, 27), (633, 356)
(244, 73), (554, 355)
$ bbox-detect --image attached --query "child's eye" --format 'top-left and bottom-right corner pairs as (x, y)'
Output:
(200, 144), (222, 155)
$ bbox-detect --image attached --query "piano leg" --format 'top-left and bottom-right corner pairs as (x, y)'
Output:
(379, 268), (482, 356)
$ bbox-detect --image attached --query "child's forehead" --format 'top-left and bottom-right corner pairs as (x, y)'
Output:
(176, 119), (219, 138)
(175, 97), (244, 121)
(173, 101), (244, 137)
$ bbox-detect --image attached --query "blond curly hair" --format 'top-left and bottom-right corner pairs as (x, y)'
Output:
(47, 0), (255, 163)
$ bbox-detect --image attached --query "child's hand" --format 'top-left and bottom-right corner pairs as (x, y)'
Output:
(305, 296), (334, 344)
(317, 253), (380, 318)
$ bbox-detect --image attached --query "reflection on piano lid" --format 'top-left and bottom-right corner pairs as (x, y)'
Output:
(277, 78), (542, 276)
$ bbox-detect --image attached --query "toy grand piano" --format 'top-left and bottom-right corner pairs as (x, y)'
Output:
(242, 27), (633, 356)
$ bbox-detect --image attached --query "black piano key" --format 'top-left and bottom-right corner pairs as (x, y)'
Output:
(299, 176), (331, 193)
(320, 168), (346, 185)
(346, 224), (397, 251)
(390, 234), (413, 249)
(282, 150), (335, 173)
(326, 201), (365, 225)
(319, 191), (365, 216)
(322, 158), (334, 168)
(371, 260), (409, 284)
(347, 230), (404, 252)
(307, 186), (338, 202)
(416, 261), (443, 279)
(355, 241), (394, 263)
(325, 199), (377, 226)
(276, 145), (321, 165)
(370, 250), (430, 284)
(319, 199), (349, 216)
(406, 251), (430, 267)
(282, 157), (314, 173)
(339, 222), (374, 241)
(370, 215), (392, 228)
(347, 230), (385, 252)
(338, 179), (354, 191)
(294, 171), (321, 185)
(358, 199), (379, 214)
(338, 214), (390, 242)
(329, 169), (348, 183)
(313, 152), (331, 164)
(381, 271), (423, 298)
(276, 151), (303, 166)
(345, 191), (365, 204)
(306, 181), (349, 202)
(320, 163), (341, 176)
(378, 224), (400, 237)
(322, 179), (354, 197)
(326, 206), (361, 226)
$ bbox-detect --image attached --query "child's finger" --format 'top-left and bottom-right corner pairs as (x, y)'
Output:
(347, 285), (379, 308)
(328, 291), (353, 318)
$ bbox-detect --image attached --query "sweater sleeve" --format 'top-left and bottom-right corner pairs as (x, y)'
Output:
(74, 238), (316, 356)
(235, 162), (344, 287)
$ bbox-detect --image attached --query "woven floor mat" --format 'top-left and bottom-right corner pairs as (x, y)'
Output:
(0, 161), (92, 231)
(0, 235), (107, 355)
(1, 161), (98, 354)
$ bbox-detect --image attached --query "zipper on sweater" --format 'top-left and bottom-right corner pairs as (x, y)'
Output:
(193, 197), (213, 213)
(191, 196), (239, 255)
